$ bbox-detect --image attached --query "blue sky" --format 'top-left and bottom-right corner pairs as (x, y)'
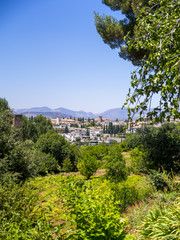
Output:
(0, 0), (136, 113)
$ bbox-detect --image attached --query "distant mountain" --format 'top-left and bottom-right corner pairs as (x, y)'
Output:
(55, 108), (96, 119)
(15, 107), (54, 113)
(14, 106), (140, 120)
(100, 108), (139, 121)
(16, 112), (68, 119)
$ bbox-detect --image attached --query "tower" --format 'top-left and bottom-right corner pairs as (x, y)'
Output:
(56, 115), (60, 125)
(13, 114), (22, 128)
(98, 115), (102, 123)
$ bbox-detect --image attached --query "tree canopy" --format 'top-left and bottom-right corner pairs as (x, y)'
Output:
(96, 0), (180, 122)
(95, 0), (149, 66)
(124, 0), (180, 121)
(22, 115), (54, 142)
(36, 132), (78, 170)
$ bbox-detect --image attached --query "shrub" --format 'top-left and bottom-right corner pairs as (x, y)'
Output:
(115, 183), (139, 213)
(59, 176), (127, 239)
(77, 153), (100, 179)
(106, 145), (127, 183)
(139, 124), (180, 173)
(113, 175), (153, 213)
(62, 158), (73, 173)
(130, 145), (148, 173)
(0, 179), (58, 239)
(148, 169), (172, 191)
(124, 123), (180, 173)
(1, 140), (59, 181)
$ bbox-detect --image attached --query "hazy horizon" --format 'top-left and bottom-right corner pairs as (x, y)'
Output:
(14, 105), (126, 114)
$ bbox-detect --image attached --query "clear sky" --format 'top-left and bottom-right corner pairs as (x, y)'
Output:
(0, 0), (136, 113)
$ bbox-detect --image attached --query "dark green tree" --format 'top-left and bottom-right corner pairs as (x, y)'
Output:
(0, 98), (59, 181)
(124, 0), (180, 121)
(33, 115), (54, 137)
(106, 144), (127, 182)
(92, 119), (95, 126)
(103, 125), (105, 133)
(22, 115), (54, 142)
(141, 123), (180, 173)
(108, 122), (113, 134)
(126, 123), (180, 173)
(95, 0), (149, 66)
(86, 128), (90, 136)
(22, 116), (38, 142)
(36, 132), (78, 169)
(77, 153), (100, 179)
(36, 132), (67, 165)
(64, 125), (69, 133)
(0, 98), (17, 160)
(96, 0), (180, 121)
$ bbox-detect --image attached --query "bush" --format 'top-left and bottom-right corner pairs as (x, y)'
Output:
(139, 124), (180, 173)
(148, 169), (172, 191)
(124, 131), (142, 149)
(59, 176), (127, 239)
(113, 175), (153, 213)
(113, 183), (139, 213)
(0, 181), (36, 239)
(124, 123), (180, 173)
(28, 150), (60, 176)
(62, 158), (73, 173)
(77, 153), (100, 179)
(106, 145), (127, 183)
(130, 146), (148, 173)
(1, 140), (59, 181)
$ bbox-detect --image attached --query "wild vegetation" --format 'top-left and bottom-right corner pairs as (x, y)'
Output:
(0, 97), (180, 239)
(1, 0), (179, 238)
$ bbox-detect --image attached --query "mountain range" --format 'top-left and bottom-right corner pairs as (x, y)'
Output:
(14, 107), (140, 120)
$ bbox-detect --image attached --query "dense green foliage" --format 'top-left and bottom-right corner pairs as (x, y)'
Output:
(95, 0), (149, 65)
(36, 132), (78, 170)
(59, 175), (137, 239)
(80, 144), (109, 160)
(0, 98), (15, 159)
(124, 0), (180, 121)
(22, 115), (55, 142)
(0, 168), (179, 239)
(130, 146), (148, 173)
(77, 153), (100, 179)
(0, 98), (60, 181)
(105, 145), (127, 182)
(125, 123), (180, 173)
(96, 0), (180, 121)
(62, 157), (73, 173)
(113, 175), (153, 212)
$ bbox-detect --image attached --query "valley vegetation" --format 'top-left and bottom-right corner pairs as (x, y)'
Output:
(0, 97), (180, 239)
